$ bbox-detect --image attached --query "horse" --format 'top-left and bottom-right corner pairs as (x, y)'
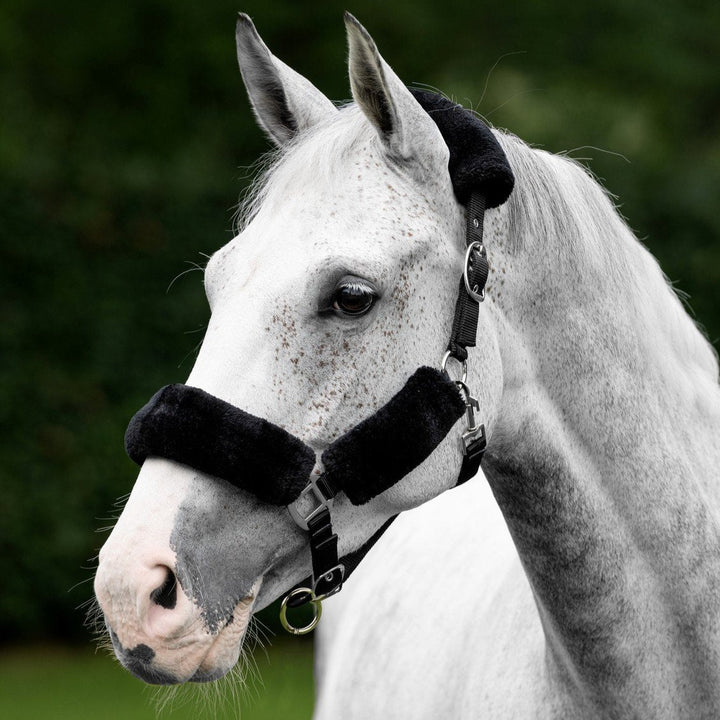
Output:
(94, 12), (720, 719)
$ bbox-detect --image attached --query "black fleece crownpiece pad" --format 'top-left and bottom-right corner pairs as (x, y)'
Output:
(125, 384), (316, 505)
(321, 366), (465, 505)
(410, 88), (514, 208)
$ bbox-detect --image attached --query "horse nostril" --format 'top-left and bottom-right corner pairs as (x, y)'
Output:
(150, 567), (178, 610)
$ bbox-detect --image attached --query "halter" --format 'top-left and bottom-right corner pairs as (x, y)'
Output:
(124, 90), (514, 634)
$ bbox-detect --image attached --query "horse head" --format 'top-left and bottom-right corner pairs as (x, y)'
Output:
(94, 14), (510, 684)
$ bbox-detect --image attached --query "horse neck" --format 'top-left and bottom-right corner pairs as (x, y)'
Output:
(480, 139), (720, 712)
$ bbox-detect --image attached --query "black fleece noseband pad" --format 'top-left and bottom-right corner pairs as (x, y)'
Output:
(125, 367), (464, 507)
(410, 88), (514, 208)
(125, 384), (316, 505)
(321, 367), (465, 505)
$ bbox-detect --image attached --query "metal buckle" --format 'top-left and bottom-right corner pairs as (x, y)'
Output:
(288, 476), (334, 531)
(313, 564), (345, 600)
(463, 241), (486, 303)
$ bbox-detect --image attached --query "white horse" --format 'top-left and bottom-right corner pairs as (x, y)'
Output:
(94, 13), (720, 719)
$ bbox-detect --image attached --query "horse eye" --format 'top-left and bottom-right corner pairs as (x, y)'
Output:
(332, 281), (377, 317)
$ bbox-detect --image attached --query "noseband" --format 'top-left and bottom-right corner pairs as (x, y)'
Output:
(124, 90), (514, 634)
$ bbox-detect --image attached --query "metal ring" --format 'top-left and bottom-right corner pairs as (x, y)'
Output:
(454, 379), (470, 403)
(463, 241), (486, 302)
(441, 350), (467, 384)
(279, 587), (323, 635)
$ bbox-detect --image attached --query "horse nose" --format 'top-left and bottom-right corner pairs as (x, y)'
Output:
(149, 565), (178, 610)
(140, 563), (196, 639)
(95, 552), (215, 684)
(95, 551), (195, 643)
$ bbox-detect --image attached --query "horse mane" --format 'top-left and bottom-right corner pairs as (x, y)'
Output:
(495, 130), (719, 379)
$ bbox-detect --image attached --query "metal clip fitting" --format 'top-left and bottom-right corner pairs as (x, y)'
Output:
(455, 380), (487, 457)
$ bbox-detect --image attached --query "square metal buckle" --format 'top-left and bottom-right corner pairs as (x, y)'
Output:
(313, 563), (346, 600)
(288, 476), (334, 531)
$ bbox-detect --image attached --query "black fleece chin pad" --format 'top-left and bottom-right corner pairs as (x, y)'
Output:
(321, 366), (465, 505)
(410, 88), (514, 208)
(125, 384), (316, 505)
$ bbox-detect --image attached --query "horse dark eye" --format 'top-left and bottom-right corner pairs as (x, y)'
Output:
(332, 282), (377, 317)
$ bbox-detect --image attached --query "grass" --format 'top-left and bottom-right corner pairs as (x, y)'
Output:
(0, 637), (315, 720)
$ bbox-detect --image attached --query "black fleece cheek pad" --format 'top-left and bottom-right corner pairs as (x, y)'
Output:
(124, 367), (465, 507)
(321, 366), (465, 504)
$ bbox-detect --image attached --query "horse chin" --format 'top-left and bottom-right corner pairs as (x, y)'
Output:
(110, 587), (259, 686)
(185, 598), (255, 684)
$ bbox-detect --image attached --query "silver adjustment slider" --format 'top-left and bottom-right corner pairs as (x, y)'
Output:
(288, 476), (334, 531)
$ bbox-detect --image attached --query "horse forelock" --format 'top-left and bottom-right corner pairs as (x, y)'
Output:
(235, 106), (384, 232)
(234, 103), (452, 236)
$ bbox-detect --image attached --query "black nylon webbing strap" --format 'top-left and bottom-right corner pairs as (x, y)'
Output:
(448, 284), (479, 360)
(447, 192), (488, 361)
(307, 505), (343, 598)
(467, 192), (488, 240)
(457, 424), (487, 486)
(290, 513), (398, 604)
(291, 513), (398, 602)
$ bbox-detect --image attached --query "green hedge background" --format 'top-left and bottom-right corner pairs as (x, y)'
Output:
(1, 0), (719, 644)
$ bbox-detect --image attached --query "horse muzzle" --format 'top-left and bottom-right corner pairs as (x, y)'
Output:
(95, 552), (260, 684)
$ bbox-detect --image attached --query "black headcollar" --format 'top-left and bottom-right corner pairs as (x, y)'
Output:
(124, 90), (514, 630)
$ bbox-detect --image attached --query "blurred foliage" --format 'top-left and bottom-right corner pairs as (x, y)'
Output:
(0, 637), (313, 718)
(0, 0), (718, 642)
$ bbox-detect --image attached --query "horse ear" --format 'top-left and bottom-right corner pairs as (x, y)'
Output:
(236, 14), (337, 146)
(344, 13), (436, 160)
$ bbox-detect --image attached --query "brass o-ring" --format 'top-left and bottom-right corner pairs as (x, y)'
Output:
(279, 587), (323, 635)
